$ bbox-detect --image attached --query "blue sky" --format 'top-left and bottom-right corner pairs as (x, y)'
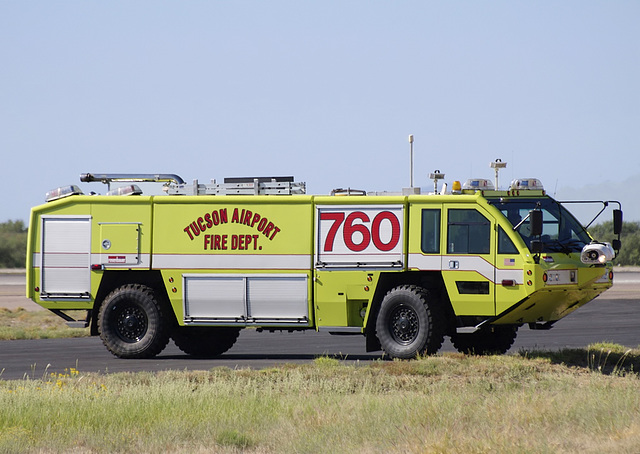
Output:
(1, 1), (638, 224)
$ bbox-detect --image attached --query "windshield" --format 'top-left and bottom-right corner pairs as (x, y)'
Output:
(487, 197), (591, 254)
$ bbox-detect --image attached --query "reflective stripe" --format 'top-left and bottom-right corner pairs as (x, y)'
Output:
(408, 253), (523, 285)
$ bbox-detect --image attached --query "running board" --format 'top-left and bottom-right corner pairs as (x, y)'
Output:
(49, 309), (91, 328)
(456, 319), (491, 334)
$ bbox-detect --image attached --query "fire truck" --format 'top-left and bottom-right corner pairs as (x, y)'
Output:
(26, 167), (622, 359)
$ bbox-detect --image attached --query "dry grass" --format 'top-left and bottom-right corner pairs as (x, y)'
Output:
(2, 308), (640, 452)
(0, 308), (88, 340)
(1, 352), (640, 453)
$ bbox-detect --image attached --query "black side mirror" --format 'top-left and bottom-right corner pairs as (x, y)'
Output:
(529, 210), (543, 237)
(613, 209), (623, 235)
(530, 239), (544, 254)
(612, 239), (622, 253)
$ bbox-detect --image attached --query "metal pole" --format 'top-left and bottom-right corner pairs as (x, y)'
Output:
(408, 135), (414, 188)
(490, 159), (506, 190)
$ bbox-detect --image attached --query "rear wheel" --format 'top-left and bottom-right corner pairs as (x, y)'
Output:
(375, 285), (444, 359)
(451, 325), (518, 355)
(172, 326), (241, 358)
(98, 284), (170, 359)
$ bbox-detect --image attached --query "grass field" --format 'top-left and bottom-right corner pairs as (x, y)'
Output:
(2, 309), (640, 453)
(1, 352), (640, 453)
(0, 308), (88, 340)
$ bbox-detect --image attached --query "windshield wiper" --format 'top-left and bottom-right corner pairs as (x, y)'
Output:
(543, 238), (584, 255)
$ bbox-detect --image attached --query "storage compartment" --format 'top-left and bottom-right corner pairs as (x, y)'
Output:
(183, 274), (309, 326)
(40, 216), (91, 299)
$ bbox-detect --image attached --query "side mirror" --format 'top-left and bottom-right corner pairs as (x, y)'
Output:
(529, 210), (543, 237)
(530, 239), (544, 254)
(612, 239), (621, 253)
(613, 209), (623, 235)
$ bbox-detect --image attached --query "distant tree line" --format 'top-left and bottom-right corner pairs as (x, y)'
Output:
(0, 220), (639, 268)
(0, 220), (28, 268)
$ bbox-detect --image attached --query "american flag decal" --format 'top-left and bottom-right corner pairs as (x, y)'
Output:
(504, 258), (515, 266)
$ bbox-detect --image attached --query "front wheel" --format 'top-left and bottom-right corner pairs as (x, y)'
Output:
(98, 284), (170, 359)
(375, 285), (444, 359)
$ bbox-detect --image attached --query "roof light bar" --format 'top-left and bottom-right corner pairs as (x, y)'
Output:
(45, 185), (83, 202)
(463, 179), (495, 191)
(510, 178), (544, 191)
(106, 185), (143, 196)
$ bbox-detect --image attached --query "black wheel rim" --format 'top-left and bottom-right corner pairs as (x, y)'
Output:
(112, 304), (148, 343)
(389, 305), (419, 345)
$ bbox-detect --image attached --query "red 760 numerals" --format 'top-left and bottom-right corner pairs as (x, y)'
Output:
(320, 211), (400, 252)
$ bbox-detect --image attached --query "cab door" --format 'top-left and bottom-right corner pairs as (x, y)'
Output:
(494, 224), (529, 315)
(441, 205), (496, 316)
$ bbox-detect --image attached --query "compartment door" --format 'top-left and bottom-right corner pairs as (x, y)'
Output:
(183, 274), (309, 327)
(40, 216), (91, 299)
(98, 223), (141, 265)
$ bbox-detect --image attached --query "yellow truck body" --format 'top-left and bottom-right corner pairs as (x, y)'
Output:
(26, 174), (622, 359)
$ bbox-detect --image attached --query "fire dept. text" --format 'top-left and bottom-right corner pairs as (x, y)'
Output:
(203, 234), (261, 250)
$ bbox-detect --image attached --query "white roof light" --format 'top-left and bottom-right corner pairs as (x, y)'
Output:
(107, 185), (143, 196)
(463, 179), (495, 190)
(510, 178), (544, 191)
(45, 185), (83, 202)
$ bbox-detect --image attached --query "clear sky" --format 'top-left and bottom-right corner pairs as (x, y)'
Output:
(1, 1), (638, 225)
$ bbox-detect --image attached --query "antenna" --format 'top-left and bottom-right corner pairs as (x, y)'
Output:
(408, 134), (414, 188)
(490, 159), (507, 190)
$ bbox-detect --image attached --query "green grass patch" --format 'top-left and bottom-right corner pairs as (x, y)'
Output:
(0, 308), (89, 340)
(1, 351), (640, 453)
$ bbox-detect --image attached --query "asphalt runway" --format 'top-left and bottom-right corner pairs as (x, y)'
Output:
(1, 270), (638, 380)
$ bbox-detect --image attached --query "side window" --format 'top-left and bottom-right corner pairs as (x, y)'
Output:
(447, 209), (490, 254)
(498, 226), (518, 254)
(421, 209), (441, 254)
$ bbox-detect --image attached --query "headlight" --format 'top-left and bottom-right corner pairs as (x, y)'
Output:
(581, 242), (615, 265)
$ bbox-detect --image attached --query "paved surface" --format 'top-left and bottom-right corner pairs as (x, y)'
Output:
(0, 270), (43, 311)
(1, 269), (638, 380)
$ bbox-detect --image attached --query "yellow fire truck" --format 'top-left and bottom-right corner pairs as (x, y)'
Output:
(26, 169), (622, 359)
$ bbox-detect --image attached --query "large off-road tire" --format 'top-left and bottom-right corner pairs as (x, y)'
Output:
(375, 285), (444, 359)
(451, 325), (518, 355)
(98, 284), (170, 359)
(172, 326), (241, 358)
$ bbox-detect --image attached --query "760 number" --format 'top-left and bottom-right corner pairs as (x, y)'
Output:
(320, 211), (401, 253)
